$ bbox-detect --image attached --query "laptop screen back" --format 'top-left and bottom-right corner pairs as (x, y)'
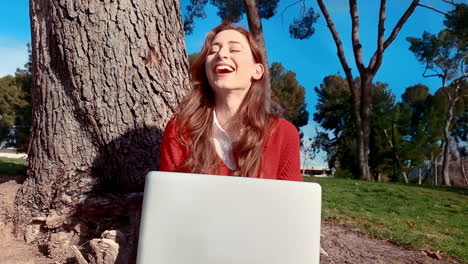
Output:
(137, 171), (321, 264)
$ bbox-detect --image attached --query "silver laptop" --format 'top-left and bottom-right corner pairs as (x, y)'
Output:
(137, 171), (322, 264)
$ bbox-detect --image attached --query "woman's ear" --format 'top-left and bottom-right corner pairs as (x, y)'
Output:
(252, 63), (264, 80)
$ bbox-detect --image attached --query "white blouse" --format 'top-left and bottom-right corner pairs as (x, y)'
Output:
(212, 111), (236, 170)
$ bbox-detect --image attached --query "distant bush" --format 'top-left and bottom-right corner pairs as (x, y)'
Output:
(334, 168), (354, 179)
(0, 157), (27, 176)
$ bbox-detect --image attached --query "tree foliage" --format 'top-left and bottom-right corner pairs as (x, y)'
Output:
(313, 75), (413, 181)
(289, 7), (319, 40)
(406, 3), (467, 185)
(183, 0), (280, 34)
(444, 3), (468, 43)
(397, 85), (443, 170)
(270, 62), (309, 129)
(407, 30), (466, 81)
(313, 75), (357, 176)
(0, 45), (31, 150)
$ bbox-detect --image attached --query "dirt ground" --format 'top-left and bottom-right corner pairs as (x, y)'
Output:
(0, 175), (461, 264)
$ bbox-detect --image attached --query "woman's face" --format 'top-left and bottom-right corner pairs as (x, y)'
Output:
(204, 30), (264, 95)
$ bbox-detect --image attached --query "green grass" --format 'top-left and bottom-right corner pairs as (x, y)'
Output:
(0, 157), (27, 176)
(305, 177), (468, 262)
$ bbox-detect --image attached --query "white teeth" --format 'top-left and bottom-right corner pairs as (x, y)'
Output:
(216, 65), (235, 72)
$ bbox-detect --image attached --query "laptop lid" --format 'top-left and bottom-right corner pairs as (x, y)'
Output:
(137, 171), (321, 264)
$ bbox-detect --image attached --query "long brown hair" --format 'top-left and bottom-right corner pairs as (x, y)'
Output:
(175, 23), (278, 177)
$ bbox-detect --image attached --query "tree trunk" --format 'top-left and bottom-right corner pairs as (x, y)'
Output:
(316, 0), (419, 181)
(243, 0), (272, 110)
(441, 136), (452, 186)
(358, 76), (372, 181)
(456, 142), (467, 186)
(434, 158), (438, 186)
(301, 151), (308, 175)
(383, 128), (409, 183)
(15, 0), (190, 262)
(441, 85), (460, 186)
(418, 168), (422, 185)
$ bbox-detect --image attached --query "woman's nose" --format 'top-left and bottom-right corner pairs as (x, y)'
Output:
(217, 47), (229, 58)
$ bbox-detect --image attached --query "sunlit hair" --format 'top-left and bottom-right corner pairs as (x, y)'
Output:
(174, 23), (278, 177)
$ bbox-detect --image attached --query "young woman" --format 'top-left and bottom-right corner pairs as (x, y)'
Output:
(159, 23), (302, 181)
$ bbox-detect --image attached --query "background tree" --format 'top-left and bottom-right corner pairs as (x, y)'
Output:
(368, 81), (397, 182)
(14, 0), (190, 262)
(310, 0), (421, 180)
(0, 45), (31, 150)
(0, 75), (23, 145)
(396, 85), (443, 184)
(313, 75), (358, 178)
(270, 62), (308, 128)
(406, 3), (467, 185)
(314, 75), (406, 182)
(300, 136), (316, 175)
(12, 44), (33, 152)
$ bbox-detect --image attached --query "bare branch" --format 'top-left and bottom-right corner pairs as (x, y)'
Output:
(417, 4), (448, 15)
(349, 0), (365, 74)
(422, 64), (443, 78)
(442, 0), (457, 6)
(423, 73), (444, 78)
(369, 0), (387, 73)
(383, 0), (420, 50)
(461, 59), (466, 77)
(369, 0), (419, 74)
(317, 0), (355, 93)
(280, 0), (303, 17)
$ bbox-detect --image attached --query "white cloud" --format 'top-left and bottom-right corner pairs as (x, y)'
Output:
(0, 38), (29, 77)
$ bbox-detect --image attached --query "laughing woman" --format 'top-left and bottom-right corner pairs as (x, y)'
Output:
(159, 23), (302, 181)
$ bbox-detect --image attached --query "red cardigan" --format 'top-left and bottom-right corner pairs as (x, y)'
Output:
(159, 118), (303, 182)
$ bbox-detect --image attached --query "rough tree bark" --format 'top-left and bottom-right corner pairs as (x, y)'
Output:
(15, 0), (190, 262)
(316, 0), (419, 180)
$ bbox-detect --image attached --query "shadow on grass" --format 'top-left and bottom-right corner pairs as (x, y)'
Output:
(0, 158), (28, 184)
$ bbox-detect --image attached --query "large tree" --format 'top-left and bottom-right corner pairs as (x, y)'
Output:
(14, 0), (190, 263)
(312, 0), (420, 180)
(313, 75), (408, 182)
(396, 85), (445, 184)
(313, 75), (357, 177)
(406, 3), (467, 185)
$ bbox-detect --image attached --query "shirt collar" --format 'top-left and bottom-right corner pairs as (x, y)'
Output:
(213, 110), (231, 138)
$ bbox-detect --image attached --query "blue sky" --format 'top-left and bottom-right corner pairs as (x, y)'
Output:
(0, 1), (459, 165)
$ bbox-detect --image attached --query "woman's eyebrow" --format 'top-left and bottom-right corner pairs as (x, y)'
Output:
(211, 41), (244, 47)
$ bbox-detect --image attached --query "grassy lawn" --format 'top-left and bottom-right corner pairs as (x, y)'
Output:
(0, 157), (27, 176)
(305, 176), (468, 262)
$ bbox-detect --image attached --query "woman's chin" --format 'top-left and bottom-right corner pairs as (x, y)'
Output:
(213, 85), (249, 94)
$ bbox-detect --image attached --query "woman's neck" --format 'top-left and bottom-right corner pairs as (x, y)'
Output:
(214, 92), (245, 136)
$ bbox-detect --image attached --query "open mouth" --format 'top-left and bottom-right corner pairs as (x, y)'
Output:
(214, 64), (235, 75)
